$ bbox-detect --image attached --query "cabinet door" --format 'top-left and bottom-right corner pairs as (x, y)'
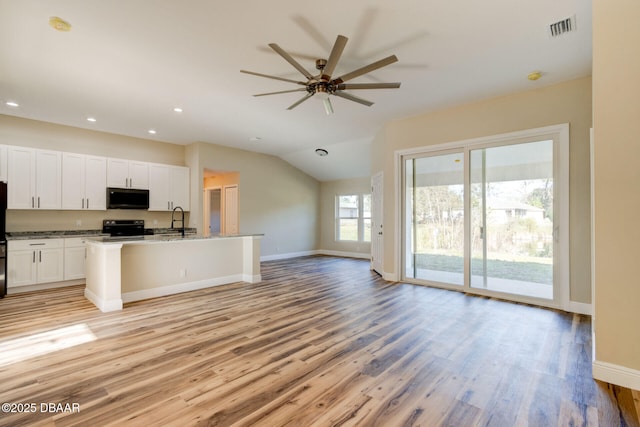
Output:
(107, 158), (129, 188)
(36, 150), (62, 209)
(8, 147), (36, 209)
(37, 248), (64, 284)
(128, 161), (149, 189)
(62, 152), (86, 210)
(64, 246), (86, 280)
(148, 164), (171, 211)
(171, 166), (190, 211)
(7, 250), (37, 287)
(85, 155), (107, 210)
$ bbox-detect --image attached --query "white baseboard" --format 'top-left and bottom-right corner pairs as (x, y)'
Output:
(261, 250), (320, 262)
(565, 301), (592, 315)
(261, 250), (372, 262)
(84, 287), (122, 312)
(592, 360), (640, 390)
(121, 274), (244, 303)
(243, 273), (262, 283)
(318, 250), (370, 260)
(7, 279), (85, 294)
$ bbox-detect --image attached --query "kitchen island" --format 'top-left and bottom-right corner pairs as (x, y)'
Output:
(84, 234), (262, 312)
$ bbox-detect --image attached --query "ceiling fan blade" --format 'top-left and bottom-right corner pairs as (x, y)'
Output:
(269, 43), (314, 80)
(287, 92), (314, 110)
(331, 55), (398, 84)
(240, 70), (306, 85)
(253, 88), (308, 97)
(321, 35), (348, 81)
(336, 82), (401, 90)
(332, 91), (374, 107)
(323, 97), (334, 115)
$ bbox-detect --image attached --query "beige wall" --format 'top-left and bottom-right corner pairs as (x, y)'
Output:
(186, 142), (320, 257)
(320, 177), (371, 255)
(372, 76), (592, 304)
(0, 115), (187, 231)
(592, 0), (640, 372)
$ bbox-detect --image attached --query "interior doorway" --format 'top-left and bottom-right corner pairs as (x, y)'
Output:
(203, 170), (240, 236)
(206, 188), (221, 235)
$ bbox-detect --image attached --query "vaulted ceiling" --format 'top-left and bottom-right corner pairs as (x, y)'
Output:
(0, 1), (591, 181)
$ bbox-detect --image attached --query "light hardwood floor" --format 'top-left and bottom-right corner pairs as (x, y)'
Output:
(0, 256), (638, 426)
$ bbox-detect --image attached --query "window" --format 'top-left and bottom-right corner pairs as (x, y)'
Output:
(336, 194), (371, 242)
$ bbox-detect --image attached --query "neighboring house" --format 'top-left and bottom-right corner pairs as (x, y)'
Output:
(487, 199), (546, 225)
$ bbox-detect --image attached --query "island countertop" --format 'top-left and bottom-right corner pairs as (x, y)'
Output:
(85, 233), (264, 245)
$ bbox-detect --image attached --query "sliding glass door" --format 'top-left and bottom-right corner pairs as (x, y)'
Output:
(470, 140), (554, 299)
(402, 128), (566, 306)
(404, 151), (464, 286)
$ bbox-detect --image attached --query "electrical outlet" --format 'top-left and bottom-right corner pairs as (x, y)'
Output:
(75, 220), (82, 227)
(153, 219), (158, 225)
(179, 269), (187, 278)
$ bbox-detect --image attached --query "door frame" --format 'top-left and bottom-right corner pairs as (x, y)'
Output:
(371, 172), (384, 275)
(395, 124), (570, 311)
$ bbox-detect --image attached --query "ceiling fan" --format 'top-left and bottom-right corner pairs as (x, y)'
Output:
(241, 35), (401, 115)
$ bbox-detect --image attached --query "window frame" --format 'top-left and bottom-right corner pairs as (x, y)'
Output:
(335, 193), (371, 242)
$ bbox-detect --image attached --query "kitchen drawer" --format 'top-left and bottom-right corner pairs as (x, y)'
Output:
(64, 237), (89, 248)
(8, 238), (64, 251)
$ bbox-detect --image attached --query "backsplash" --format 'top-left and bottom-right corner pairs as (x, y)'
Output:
(6, 209), (191, 233)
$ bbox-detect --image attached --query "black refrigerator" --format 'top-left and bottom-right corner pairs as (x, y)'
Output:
(0, 182), (6, 298)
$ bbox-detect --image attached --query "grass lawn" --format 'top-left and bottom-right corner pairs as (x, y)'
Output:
(414, 253), (552, 285)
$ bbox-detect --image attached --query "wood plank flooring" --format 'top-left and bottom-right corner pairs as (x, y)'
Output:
(0, 255), (638, 426)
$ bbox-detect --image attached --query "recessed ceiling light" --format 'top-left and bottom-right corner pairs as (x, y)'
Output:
(148, 129), (156, 135)
(5, 101), (19, 107)
(173, 107), (183, 113)
(315, 148), (328, 157)
(86, 117), (97, 122)
(49, 16), (72, 32)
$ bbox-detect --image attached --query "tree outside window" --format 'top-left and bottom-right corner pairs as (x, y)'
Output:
(336, 194), (371, 242)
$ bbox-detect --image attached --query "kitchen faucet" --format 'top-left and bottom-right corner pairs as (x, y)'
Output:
(171, 206), (185, 237)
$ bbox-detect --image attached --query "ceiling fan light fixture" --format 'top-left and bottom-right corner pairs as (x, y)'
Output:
(315, 148), (328, 157)
(315, 86), (330, 100)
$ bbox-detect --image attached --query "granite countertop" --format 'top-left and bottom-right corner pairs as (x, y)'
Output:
(6, 230), (107, 240)
(86, 233), (263, 245)
(5, 228), (198, 240)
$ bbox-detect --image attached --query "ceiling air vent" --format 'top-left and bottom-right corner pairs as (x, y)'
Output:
(549, 15), (576, 37)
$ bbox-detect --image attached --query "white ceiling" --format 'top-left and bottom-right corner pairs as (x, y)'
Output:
(0, 0), (591, 181)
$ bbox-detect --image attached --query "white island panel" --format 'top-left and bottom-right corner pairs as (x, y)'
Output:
(84, 235), (262, 312)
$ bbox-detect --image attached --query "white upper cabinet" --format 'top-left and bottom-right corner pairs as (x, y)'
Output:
(107, 158), (149, 189)
(8, 147), (61, 210)
(148, 164), (189, 211)
(62, 153), (106, 210)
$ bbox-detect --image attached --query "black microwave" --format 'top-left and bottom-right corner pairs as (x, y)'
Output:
(107, 187), (149, 210)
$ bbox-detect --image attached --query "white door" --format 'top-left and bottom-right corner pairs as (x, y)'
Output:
(128, 161), (149, 189)
(36, 150), (62, 210)
(7, 250), (37, 287)
(37, 248), (64, 284)
(85, 155), (107, 210)
(223, 185), (239, 235)
(171, 166), (190, 211)
(148, 164), (172, 210)
(371, 172), (384, 275)
(8, 147), (36, 209)
(62, 152), (86, 209)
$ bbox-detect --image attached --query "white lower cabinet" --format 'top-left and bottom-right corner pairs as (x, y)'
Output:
(7, 239), (64, 288)
(64, 238), (87, 280)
